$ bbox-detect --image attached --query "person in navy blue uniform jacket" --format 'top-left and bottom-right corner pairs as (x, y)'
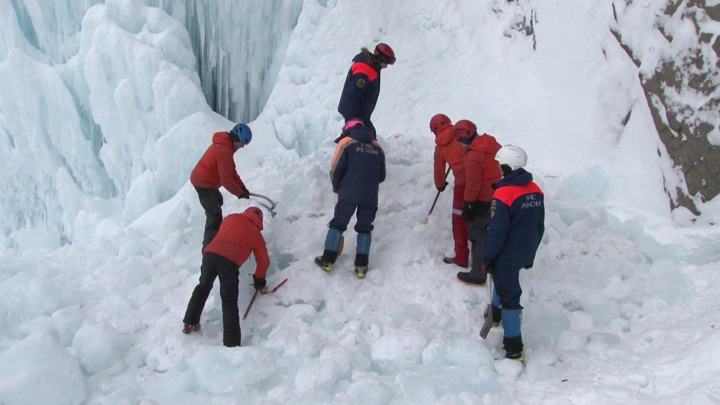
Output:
(337, 43), (395, 133)
(315, 120), (386, 278)
(483, 145), (545, 362)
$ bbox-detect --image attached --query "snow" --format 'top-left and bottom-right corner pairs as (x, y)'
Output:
(1, 0), (720, 404)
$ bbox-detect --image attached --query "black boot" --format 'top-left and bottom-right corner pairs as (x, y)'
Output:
(456, 271), (487, 286)
(503, 336), (524, 363)
(355, 254), (368, 279)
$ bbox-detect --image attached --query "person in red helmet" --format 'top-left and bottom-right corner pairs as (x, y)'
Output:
(190, 123), (253, 250)
(453, 119), (502, 286)
(182, 206), (269, 347)
(337, 43), (395, 134)
(431, 114), (470, 268)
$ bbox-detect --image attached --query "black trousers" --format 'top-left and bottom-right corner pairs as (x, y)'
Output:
(467, 202), (491, 275)
(183, 253), (242, 347)
(195, 186), (223, 249)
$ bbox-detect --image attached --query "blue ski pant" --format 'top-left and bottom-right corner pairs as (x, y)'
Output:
(491, 264), (523, 338)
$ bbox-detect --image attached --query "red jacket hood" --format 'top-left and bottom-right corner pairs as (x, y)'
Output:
(243, 211), (263, 231)
(434, 125), (455, 146)
(469, 133), (501, 155)
(212, 131), (234, 148)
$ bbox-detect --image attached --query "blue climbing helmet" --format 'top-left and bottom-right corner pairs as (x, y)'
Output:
(230, 123), (252, 144)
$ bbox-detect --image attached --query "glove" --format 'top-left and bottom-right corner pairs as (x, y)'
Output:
(239, 186), (250, 199)
(461, 201), (473, 222)
(523, 263), (533, 270)
(482, 264), (493, 275)
(437, 181), (448, 192)
(252, 275), (267, 291)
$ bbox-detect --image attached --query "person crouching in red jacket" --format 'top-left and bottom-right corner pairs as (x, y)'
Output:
(182, 206), (270, 347)
(190, 123), (253, 250)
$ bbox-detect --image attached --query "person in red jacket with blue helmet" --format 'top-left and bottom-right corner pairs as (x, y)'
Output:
(337, 43), (395, 133)
(431, 114), (470, 268)
(315, 120), (386, 279)
(483, 145), (545, 363)
(182, 206), (269, 347)
(190, 123), (253, 249)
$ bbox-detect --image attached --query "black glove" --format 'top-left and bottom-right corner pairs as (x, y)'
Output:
(524, 263), (533, 270)
(437, 181), (448, 192)
(461, 201), (473, 222)
(239, 186), (250, 199)
(482, 264), (493, 275)
(252, 275), (267, 291)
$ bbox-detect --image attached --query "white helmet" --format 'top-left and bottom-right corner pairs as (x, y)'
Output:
(496, 145), (528, 171)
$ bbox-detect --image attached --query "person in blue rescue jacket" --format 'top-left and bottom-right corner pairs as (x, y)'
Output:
(482, 145), (545, 363)
(337, 43), (395, 133)
(315, 120), (386, 279)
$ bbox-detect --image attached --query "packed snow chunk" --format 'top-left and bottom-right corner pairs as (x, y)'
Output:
(294, 358), (341, 393)
(422, 336), (494, 368)
(72, 321), (126, 375)
(0, 331), (86, 405)
(647, 258), (690, 305)
(370, 328), (428, 374)
(345, 378), (394, 405)
(396, 364), (498, 404)
(557, 165), (608, 205)
(0, 273), (61, 326)
(187, 346), (277, 394)
(495, 358), (523, 382)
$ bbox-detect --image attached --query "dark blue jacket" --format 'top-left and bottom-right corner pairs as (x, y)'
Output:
(330, 125), (386, 206)
(483, 169), (545, 268)
(337, 52), (382, 129)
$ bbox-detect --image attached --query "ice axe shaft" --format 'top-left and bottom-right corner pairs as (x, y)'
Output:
(242, 278), (288, 320)
(242, 289), (259, 320)
(427, 167), (451, 217)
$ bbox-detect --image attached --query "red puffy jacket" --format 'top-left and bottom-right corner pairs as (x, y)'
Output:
(190, 131), (245, 197)
(433, 124), (466, 187)
(464, 133), (502, 202)
(203, 212), (269, 278)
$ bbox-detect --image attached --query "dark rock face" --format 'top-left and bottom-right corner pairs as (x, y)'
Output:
(614, 1), (720, 215)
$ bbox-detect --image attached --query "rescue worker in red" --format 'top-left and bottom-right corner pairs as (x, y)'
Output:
(453, 119), (502, 286)
(337, 43), (395, 133)
(190, 123), (252, 249)
(431, 114), (469, 268)
(182, 206), (269, 347)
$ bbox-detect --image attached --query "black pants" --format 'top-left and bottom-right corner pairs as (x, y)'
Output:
(195, 186), (223, 249)
(467, 202), (491, 275)
(183, 253), (242, 347)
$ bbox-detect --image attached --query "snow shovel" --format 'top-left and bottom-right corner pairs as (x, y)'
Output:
(250, 193), (278, 217)
(479, 274), (494, 339)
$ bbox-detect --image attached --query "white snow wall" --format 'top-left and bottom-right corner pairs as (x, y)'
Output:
(0, 0), (300, 246)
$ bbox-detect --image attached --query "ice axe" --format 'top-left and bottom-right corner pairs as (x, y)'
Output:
(250, 193), (278, 218)
(424, 167), (451, 222)
(242, 278), (288, 320)
(479, 274), (494, 339)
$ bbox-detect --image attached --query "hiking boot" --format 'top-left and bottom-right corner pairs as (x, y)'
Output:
(182, 323), (201, 334)
(355, 266), (367, 279)
(456, 271), (486, 286)
(314, 256), (333, 272)
(443, 257), (468, 268)
(506, 350), (525, 363)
